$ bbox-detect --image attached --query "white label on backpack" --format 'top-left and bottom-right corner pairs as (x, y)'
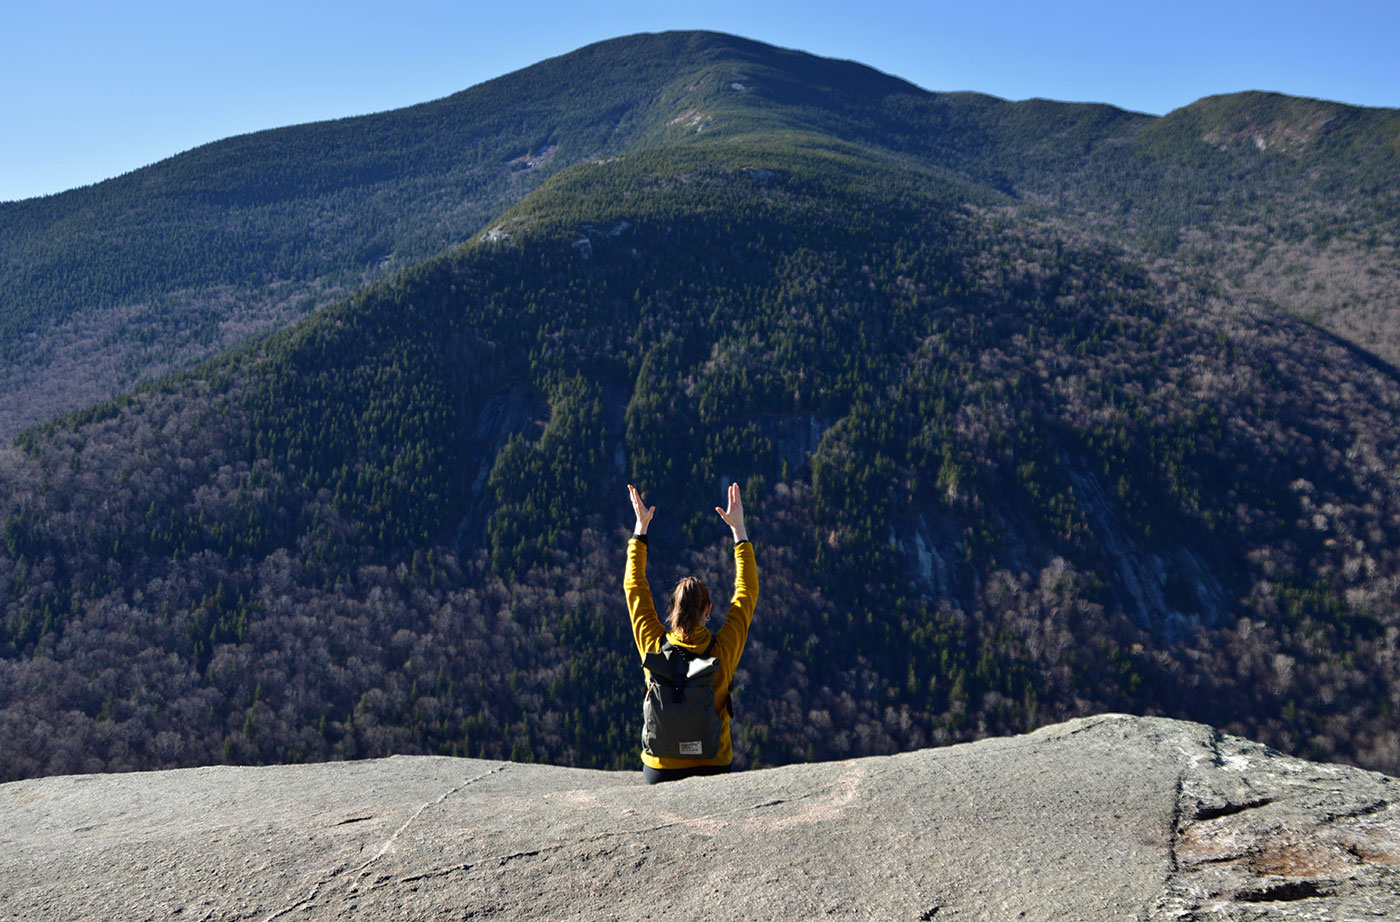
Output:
(679, 741), (703, 755)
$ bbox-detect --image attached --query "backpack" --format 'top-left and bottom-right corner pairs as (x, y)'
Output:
(641, 637), (729, 759)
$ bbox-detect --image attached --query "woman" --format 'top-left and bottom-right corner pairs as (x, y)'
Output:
(625, 481), (758, 783)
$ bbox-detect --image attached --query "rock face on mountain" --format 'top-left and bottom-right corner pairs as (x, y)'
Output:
(2, 715), (1396, 921)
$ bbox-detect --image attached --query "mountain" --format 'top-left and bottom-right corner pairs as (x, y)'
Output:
(3, 716), (1397, 920)
(2, 32), (1396, 439)
(2, 32), (1400, 783)
(0, 32), (776, 436)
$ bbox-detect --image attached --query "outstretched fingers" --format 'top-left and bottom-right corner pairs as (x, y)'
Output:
(629, 484), (655, 530)
(716, 481), (747, 541)
(716, 482), (743, 526)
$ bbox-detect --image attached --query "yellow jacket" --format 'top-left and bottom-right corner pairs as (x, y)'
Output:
(624, 536), (758, 769)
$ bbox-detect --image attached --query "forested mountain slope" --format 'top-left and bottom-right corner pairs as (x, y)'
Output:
(4, 118), (1400, 782)
(3, 32), (1396, 439)
(0, 32), (783, 436)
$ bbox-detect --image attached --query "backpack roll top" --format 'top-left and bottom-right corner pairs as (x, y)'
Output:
(641, 638), (724, 760)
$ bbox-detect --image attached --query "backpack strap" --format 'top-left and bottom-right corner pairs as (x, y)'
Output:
(697, 635), (732, 717)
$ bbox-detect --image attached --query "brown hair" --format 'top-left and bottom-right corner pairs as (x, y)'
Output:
(667, 577), (711, 638)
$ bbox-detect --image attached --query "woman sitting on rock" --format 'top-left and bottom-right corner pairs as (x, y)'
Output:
(625, 481), (758, 784)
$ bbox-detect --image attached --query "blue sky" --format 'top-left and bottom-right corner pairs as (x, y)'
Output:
(3, 0), (1396, 202)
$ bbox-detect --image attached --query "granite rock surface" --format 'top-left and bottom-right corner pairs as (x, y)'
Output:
(2, 714), (1397, 921)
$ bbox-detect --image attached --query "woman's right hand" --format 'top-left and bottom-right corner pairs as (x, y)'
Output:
(628, 484), (655, 535)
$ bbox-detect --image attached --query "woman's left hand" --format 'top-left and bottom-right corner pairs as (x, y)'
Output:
(628, 484), (655, 534)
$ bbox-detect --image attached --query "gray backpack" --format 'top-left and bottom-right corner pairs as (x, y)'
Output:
(642, 637), (727, 759)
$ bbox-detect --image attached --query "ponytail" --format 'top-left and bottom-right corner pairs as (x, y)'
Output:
(668, 577), (711, 638)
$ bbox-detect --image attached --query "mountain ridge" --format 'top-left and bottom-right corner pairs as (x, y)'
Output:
(3, 31), (1396, 438)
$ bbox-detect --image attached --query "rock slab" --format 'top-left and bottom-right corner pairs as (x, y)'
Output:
(1, 715), (1397, 921)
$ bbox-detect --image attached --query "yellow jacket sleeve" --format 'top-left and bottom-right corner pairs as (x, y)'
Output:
(624, 537), (666, 657)
(714, 540), (758, 683)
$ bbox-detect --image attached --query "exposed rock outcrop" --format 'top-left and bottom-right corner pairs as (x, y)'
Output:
(2, 715), (1396, 920)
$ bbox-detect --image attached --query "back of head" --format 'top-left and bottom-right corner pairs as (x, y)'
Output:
(668, 577), (711, 638)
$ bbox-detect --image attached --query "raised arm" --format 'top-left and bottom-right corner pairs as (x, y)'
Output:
(714, 483), (757, 679)
(624, 484), (664, 655)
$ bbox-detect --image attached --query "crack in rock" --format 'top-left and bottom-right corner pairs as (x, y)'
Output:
(258, 764), (507, 921)
(576, 786), (831, 846)
(258, 864), (347, 922)
(1193, 798), (1273, 821)
(1166, 771), (1185, 874)
(1141, 769), (1187, 921)
(1320, 800), (1388, 823)
(348, 765), (508, 882)
(1233, 880), (1333, 903)
(372, 842), (570, 891)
